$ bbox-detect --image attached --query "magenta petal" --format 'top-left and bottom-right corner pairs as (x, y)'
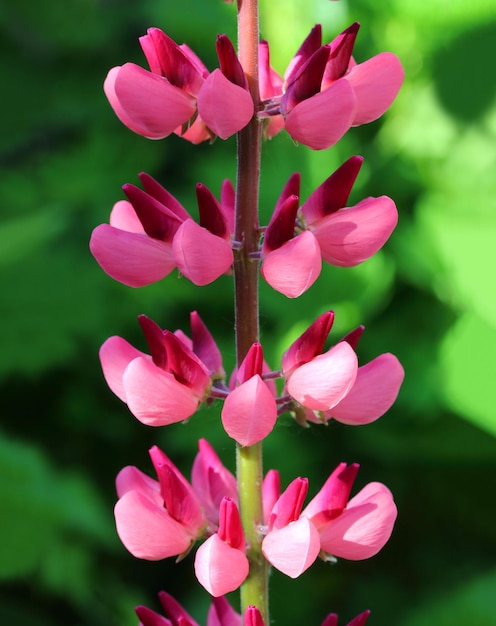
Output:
(208, 597), (242, 626)
(262, 517), (320, 578)
(90, 224), (175, 287)
(329, 353), (404, 425)
(122, 356), (199, 426)
(285, 79), (356, 150)
(261, 231), (322, 298)
(319, 482), (397, 560)
(198, 69), (254, 139)
(173, 220), (233, 286)
(99, 336), (147, 402)
(287, 342), (358, 411)
(194, 534), (249, 597)
(114, 490), (193, 560)
(311, 196), (398, 267)
(346, 52), (404, 125)
(105, 63), (196, 138)
(221, 375), (277, 446)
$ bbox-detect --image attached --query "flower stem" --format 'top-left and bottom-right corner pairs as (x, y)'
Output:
(234, 0), (268, 621)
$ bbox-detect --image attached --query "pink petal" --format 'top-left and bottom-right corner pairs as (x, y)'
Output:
(284, 79), (356, 150)
(99, 336), (147, 402)
(310, 196), (398, 267)
(122, 356), (199, 426)
(90, 224), (175, 287)
(115, 465), (161, 503)
(194, 534), (249, 596)
(302, 463), (359, 526)
(281, 311), (334, 378)
(114, 490), (193, 560)
(329, 353), (404, 425)
(105, 63), (196, 139)
(346, 52), (404, 125)
(198, 69), (254, 139)
(318, 482), (397, 560)
(261, 231), (322, 298)
(109, 200), (145, 233)
(175, 115), (211, 144)
(262, 517), (320, 578)
(244, 606), (265, 626)
(135, 606), (173, 626)
(262, 470), (281, 525)
(287, 342), (358, 411)
(221, 375), (278, 446)
(173, 220), (233, 286)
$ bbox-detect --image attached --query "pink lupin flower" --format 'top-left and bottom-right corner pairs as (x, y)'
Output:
(260, 157), (398, 297)
(259, 23), (404, 149)
(99, 314), (213, 426)
(194, 497), (249, 596)
(302, 463), (397, 560)
(114, 446), (206, 560)
(281, 312), (358, 412)
(221, 343), (278, 446)
(90, 174), (234, 288)
(262, 476), (321, 578)
(104, 28), (252, 142)
(191, 438), (238, 529)
(90, 173), (186, 287)
(300, 156), (398, 267)
(173, 182), (234, 286)
(261, 173), (321, 298)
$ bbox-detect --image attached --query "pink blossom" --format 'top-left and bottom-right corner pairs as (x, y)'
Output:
(262, 477), (321, 577)
(99, 314), (215, 426)
(221, 344), (278, 446)
(194, 497), (249, 596)
(114, 446), (206, 560)
(260, 157), (398, 297)
(90, 173), (234, 287)
(302, 463), (397, 560)
(104, 28), (253, 142)
(191, 439), (238, 529)
(259, 23), (404, 149)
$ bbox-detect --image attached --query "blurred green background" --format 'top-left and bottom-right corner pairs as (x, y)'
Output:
(1, 0), (496, 624)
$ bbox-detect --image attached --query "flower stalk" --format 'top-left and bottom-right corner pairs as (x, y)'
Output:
(234, 0), (268, 620)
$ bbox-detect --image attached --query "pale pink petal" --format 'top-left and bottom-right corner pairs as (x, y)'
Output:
(173, 220), (233, 286)
(194, 534), (249, 596)
(90, 224), (175, 287)
(285, 79), (356, 150)
(262, 517), (320, 578)
(221, 375), (278, 446)
(287, 342), (358, 411)
(310, 196), (398, 267)
(114, 490), (193, 560)
(175, 115), (211, 144)
(122, 356), (199, 426)
(198, 69), (254, 139)
(345, 52), (404, 125)
(329, 353), (404, 425)
(318, 482), (397, 559)
(109, 200), (145, 233)
(261, 231), (321, 298)
(105, 63), (196, 139)
(99, 336), (147, 402)
(115, 465), (161, 503)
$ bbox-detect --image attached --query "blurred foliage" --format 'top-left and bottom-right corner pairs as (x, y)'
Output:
(1, 0), (496, 625)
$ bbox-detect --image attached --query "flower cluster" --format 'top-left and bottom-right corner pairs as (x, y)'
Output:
(104, 23), (403, 149)
(93, 5), (406, 624)
(91, 156), (397, 298)
(99, 310), (403, 442)
(116, 440), (396, 596)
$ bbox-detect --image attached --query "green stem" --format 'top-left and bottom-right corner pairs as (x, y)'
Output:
(234, 0), (268, 621)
